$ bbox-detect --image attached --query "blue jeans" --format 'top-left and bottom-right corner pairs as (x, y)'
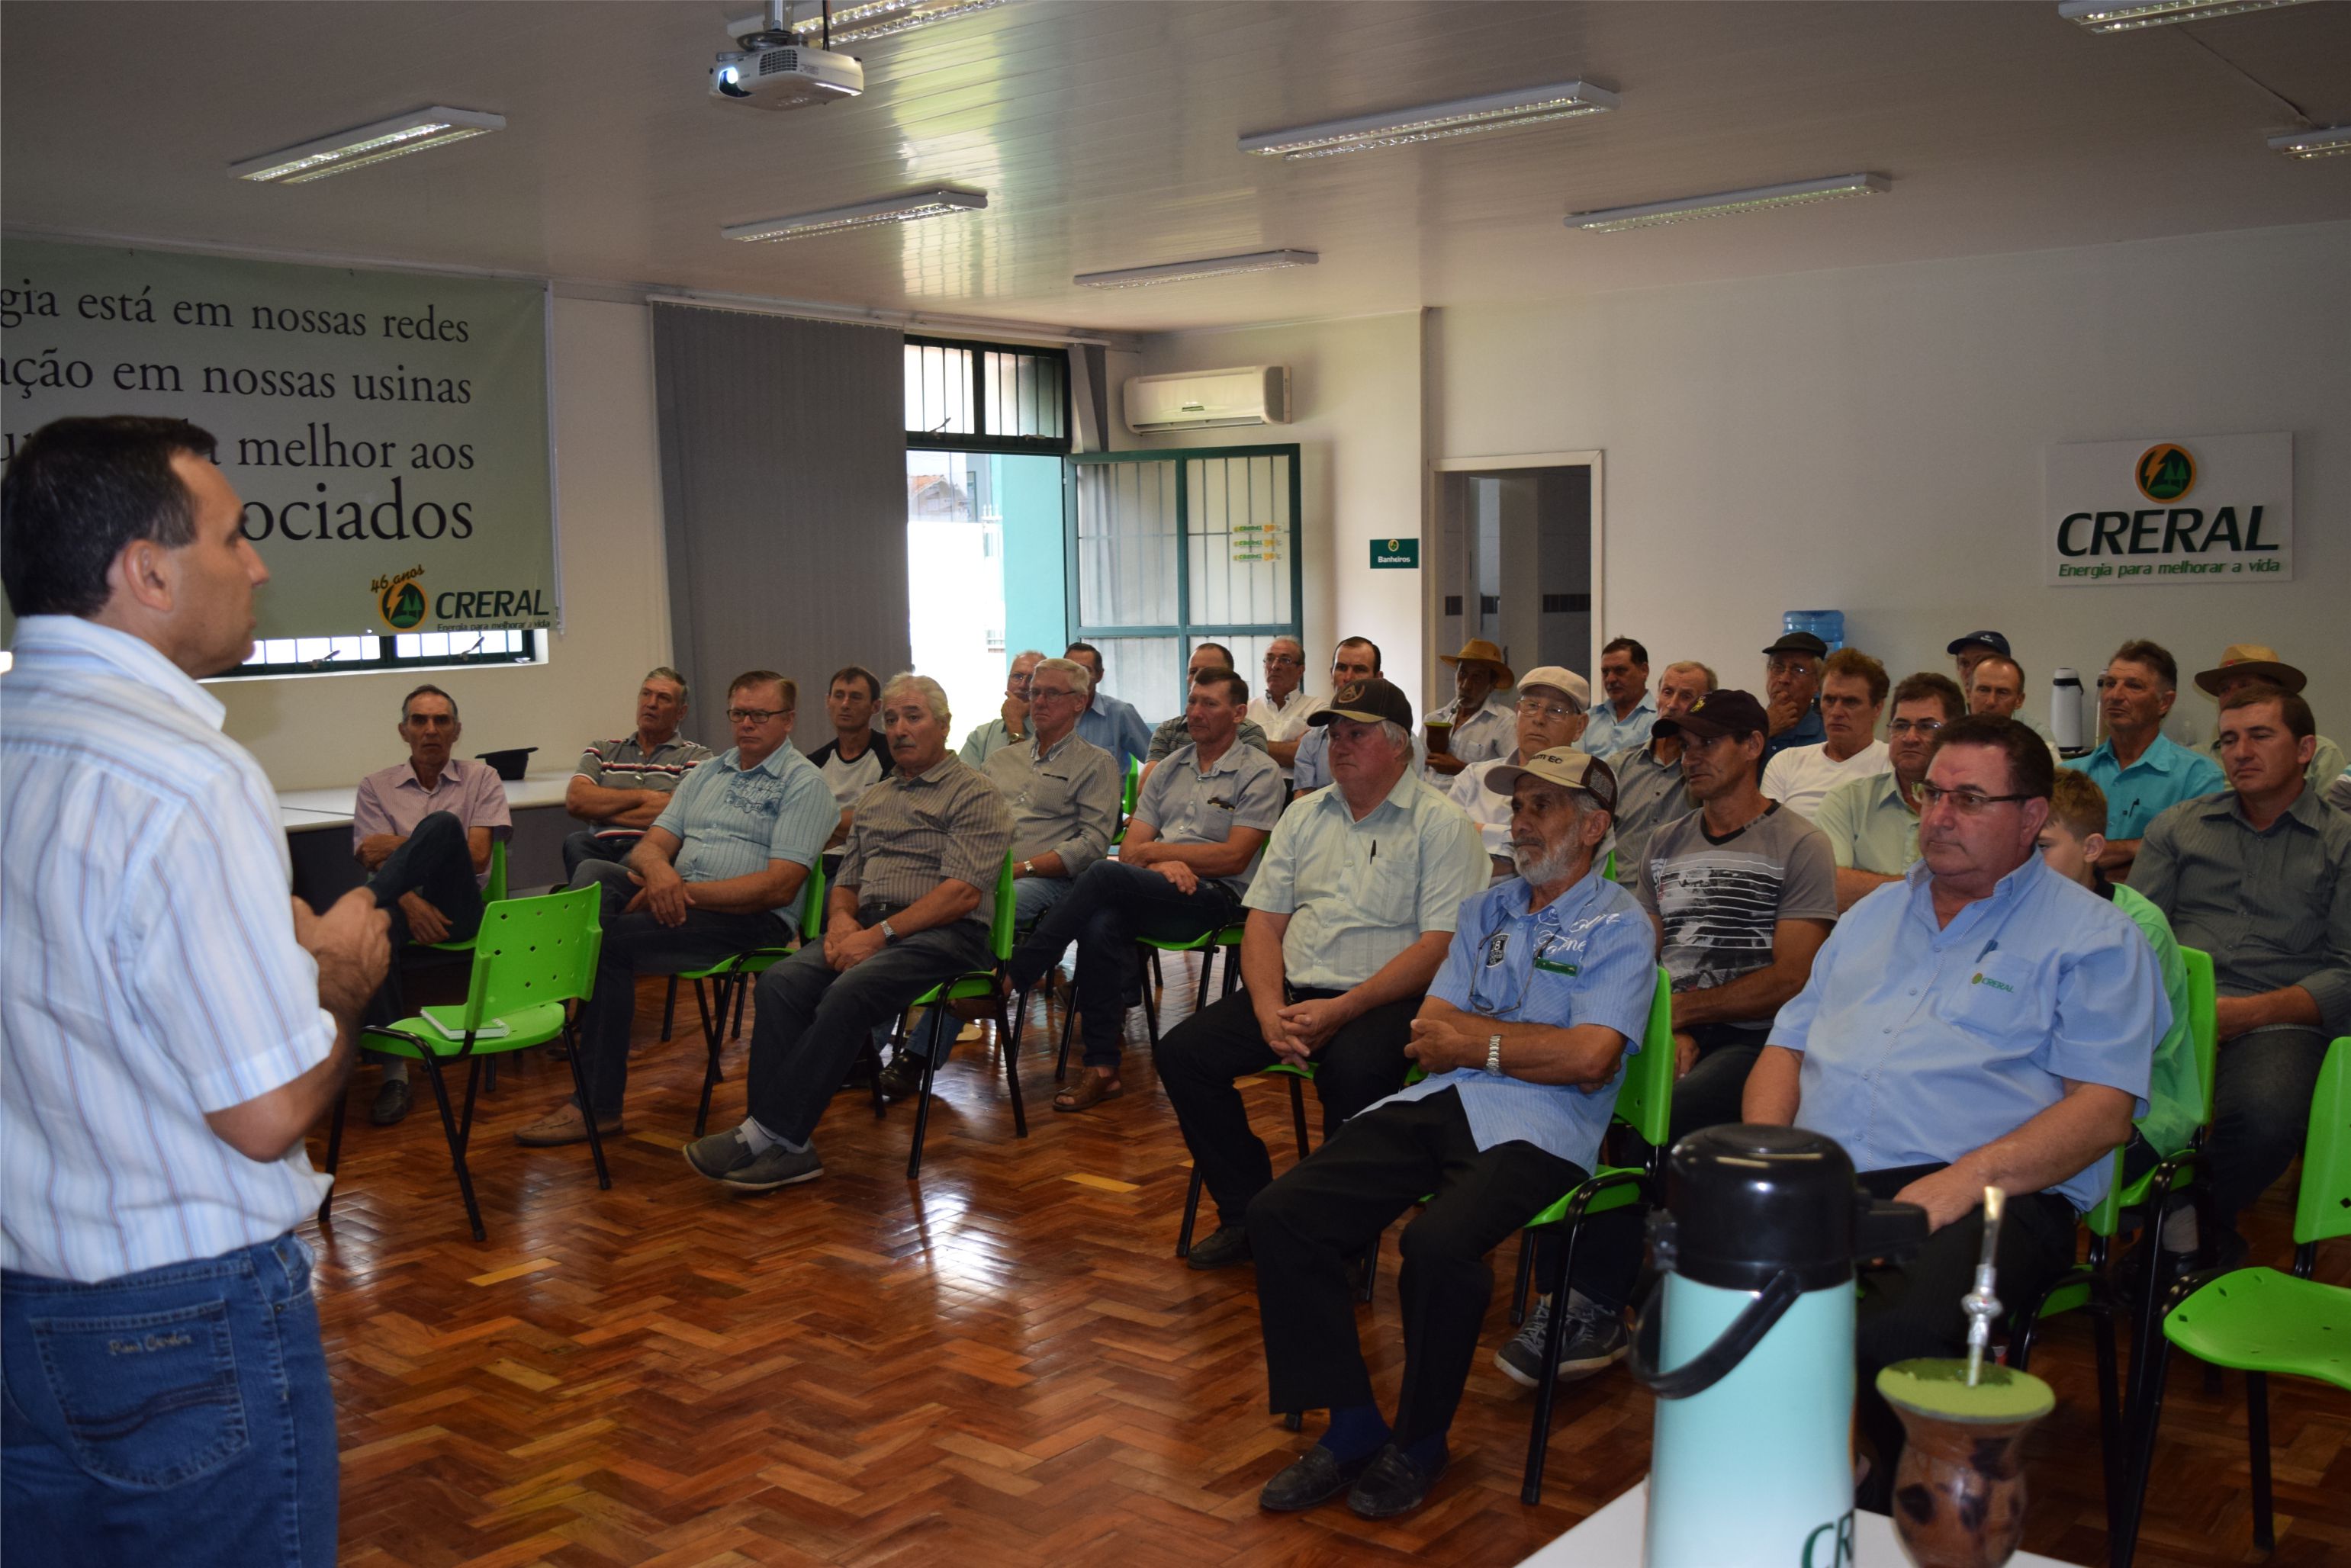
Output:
(2207, 1024), (2330, 1229)
(2, 1233), (336, 1568)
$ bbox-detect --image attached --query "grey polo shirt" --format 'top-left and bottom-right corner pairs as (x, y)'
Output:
(1604, 741), (1699, 889)
(981, 729), (1120, 876)
(2131, 785), (2351, 1038)
(1814, 770), (1922, 877)
(840, 753), (1015, 927)
(572, 733), (713, 831)
(1132, 738), (1285, 893)
(1145, 712), (1271, 763)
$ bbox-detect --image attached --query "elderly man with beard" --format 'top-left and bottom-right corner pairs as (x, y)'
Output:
(1446, 665), (1592, 883)
(1246, 749), (1656, 1521)
(1815, 673), (1967, 911)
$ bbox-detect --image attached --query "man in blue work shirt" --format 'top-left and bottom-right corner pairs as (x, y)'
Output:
(1247, 747), (1656, 1522)
(1064, 641), (1152, 770)
(1745, 713), (2164, 1508)
(2064, 638), (2223, 881)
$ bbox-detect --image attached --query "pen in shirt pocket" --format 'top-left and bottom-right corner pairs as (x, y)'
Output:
(1976, 938), (1999, 963)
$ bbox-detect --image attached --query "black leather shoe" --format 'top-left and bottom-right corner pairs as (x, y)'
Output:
(370, 1078), (412, 1126)
(1185, 1225), (1252, 1271)
(1346, 1442), (1449, 1520)
(877, 1052), (928, 1102)
(1258, 1446), (1373, 1512)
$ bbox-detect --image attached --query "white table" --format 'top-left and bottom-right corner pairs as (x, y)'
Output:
(275, 772), (572, 833)
(1517, 1479), (2082, 1566)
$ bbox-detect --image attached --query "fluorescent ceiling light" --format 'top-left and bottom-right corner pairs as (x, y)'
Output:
(1567, 174), (1891, 233)
(722, 188), (987, 241)
(2057, 0), (2320, 31)
(1240, 81), (1619, 161)
(786, 0), (1010, 44)
(1075, 249), (1319, 289)
(2268, 124), (2351, 159)
(230, 108), (503, 185)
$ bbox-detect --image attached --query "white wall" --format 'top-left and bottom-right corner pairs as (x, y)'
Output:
(1120, 312), (1426, 702)
(1431, 220), (2351, 745)
(217, 296), (672, 789)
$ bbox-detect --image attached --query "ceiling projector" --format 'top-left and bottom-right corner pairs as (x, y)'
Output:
(712, 42), (863, 110)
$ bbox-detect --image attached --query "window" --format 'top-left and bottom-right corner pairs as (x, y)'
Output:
(904, 336), (1069, 454)
(227, 628), (541, 679)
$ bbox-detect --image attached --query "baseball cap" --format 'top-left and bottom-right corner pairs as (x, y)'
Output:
(1761, 631), (1829, 659)
(1308, 676), (1413, 731)
(1484, 747), (1619, 812)
(1516, 665), (1590, 709)
(1651, 688), (1769, 742)
(1944, 630), (2012, 658)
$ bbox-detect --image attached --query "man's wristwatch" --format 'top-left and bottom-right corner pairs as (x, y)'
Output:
(1020, 859), (1034, 878)
(880, 919), (900, 943)
(1485, 1034), (1504, 1075)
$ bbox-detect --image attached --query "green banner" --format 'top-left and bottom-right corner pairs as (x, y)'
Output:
(2, 240), (553, 640)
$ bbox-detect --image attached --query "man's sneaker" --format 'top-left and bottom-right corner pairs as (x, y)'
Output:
(681, 1127), (757, 1181)
(1493, 1297), (1628, 1389)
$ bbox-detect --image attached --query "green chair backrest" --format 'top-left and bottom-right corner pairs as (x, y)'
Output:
(1612, 967), (1677, 1149)
(2181, 946), (2219, 1125)
(987, 850), (1017, 962)
(452, 885), (603, 1030)
(2293, 1036), (2351, 1247)
(798, 856), (826, 942)
(1121, 757), (1141, 817)
(482, 836), (509, 903)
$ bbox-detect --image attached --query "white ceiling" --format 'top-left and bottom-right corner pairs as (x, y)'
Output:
(5, 1), (2347, 336)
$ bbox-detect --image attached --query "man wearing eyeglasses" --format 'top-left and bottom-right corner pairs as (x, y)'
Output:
(1250, 635), (1317, 781)
(1443, 666), (1592, 883)
(1815, 673), (1967, 912)
(516, 671), (835, 1148)
(1760, 631), (1829, 766)
(957, 649), (1045, 767)
(1745, 712), (2162, 1506)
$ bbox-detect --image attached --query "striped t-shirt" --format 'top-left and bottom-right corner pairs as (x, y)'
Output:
(1637, 802), (1838, 1035)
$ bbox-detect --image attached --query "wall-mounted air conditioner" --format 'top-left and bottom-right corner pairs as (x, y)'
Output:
(1123, 365), (1291, 434)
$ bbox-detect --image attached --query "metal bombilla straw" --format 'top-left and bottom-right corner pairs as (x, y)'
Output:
(1962, 1186), (2006, 1386)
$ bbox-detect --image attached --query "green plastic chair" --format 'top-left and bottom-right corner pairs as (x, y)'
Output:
(2111, 1035), (2351, 1568)
(1175, 1055), (1314, 1261)
(425, 837), (507, 953)
(324, 885), (604, 1242)
(1521, 965), (1676, 1505)
(898, 852), (1026, 1180)
(679, 859), (825, 1136)
(1110, 757), (1143, 846)
(1118, 921), (1248, 1066)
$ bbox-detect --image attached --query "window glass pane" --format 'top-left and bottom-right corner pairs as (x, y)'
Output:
(1185, 453), (1291, 628)
(982, 350), (1064, 442)
(1089, 636), (1183, 720)
(1075, 462), (1178, 628)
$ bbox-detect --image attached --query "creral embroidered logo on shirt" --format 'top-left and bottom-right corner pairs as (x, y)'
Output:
(1970, 972), (2016, 994)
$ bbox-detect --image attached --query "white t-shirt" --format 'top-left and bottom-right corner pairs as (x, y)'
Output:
(1761, 738), (1890, 821)
(1247, 688), (1317, 780)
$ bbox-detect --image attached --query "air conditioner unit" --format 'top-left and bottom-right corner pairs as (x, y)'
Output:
(1124, 365), (1291, 433)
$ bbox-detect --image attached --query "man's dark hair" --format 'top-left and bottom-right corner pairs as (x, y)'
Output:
(400, 683), (459, 723)
(2111, 638), (2179, 691)
(728, 670), (796, 710)
(1973, 654), (2027, 690)
(1337, 636), (1382, 673)
(828, 664), (881, 702)
(2218, 681), (2315, 741)
(1194, 669), (1249, 707)
(1192, 641), (1233, 667)
(1890, 671), (1966, 724)
(1930, 713), (2055, 798)
(1064, 641), (1101, 664)
(1, 416), (220, 617)
(1601, 636), (1648, 667)
(1823, 647), (1889, 707)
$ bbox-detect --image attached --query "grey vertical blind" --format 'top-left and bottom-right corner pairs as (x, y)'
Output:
(653, 304), (907, 721)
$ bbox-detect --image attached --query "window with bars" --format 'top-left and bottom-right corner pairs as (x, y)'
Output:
(227, 627), (541, 679)
(904, 336), (1070, 454)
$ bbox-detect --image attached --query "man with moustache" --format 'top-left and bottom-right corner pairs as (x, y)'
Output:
(2063, 639), (2222, 879)
(1446, 665), (1593, 883)
(1601, 660), (1713, 889)
(1816, 673), (1967, 911)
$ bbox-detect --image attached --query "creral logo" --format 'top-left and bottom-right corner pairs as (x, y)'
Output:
(372, 565), (427, 631)
(2136, 443), (2195, 503)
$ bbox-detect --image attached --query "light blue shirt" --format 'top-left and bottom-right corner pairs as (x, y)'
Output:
(2063, 732), (2225, 840)
(1580, 694), (1658, 759)
(1076, 692), (1152, 770)
(1769, 854), (2164, 1212)
(1372, 868), (1658, 1171)
(652, 743), (836, 923)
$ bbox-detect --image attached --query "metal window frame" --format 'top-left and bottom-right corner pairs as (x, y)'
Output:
(1064, 445), (1304, 654)
(219, 628), (542, 680)
(904, 334), (1073, 455)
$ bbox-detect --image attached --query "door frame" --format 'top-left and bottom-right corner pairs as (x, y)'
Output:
(1423, 449), (1605, 699)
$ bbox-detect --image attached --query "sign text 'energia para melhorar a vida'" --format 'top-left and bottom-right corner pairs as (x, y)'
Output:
(1, 239), (553, 641)
(2043, 432), (2292, 588)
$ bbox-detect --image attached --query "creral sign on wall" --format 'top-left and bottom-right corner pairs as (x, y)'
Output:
(2043, 432), (2292, 588)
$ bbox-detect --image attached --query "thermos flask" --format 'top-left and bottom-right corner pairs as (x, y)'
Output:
(2050, 667), (2086, 755)
(1635, 1126), (1927, 1568)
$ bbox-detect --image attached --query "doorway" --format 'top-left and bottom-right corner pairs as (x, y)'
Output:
(1428, 452), (1602, 697)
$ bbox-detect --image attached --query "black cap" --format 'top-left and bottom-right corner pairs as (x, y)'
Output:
(1308, 676), (1413, 731)
(1945, 629), (2012, 658)
(1761, 631), (1829, 659)
(1651, 688), (1767, 742)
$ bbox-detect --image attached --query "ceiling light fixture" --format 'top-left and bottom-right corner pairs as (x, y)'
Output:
(2268, 124), (2351, 158)
(2056, 0), (2320, 31)
(781, 0), (1011, 45)
(1239, 81), (1619, 161)
(1075, 249), (1319, 289)
(722, 188), (988, 241)
(1567, 173), (1891, 233)
(230, 108), (504, 185)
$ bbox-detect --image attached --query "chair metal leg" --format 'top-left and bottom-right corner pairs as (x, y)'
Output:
(1523, 1210), (1587, 1504)
(693, 975), (730, 1139)
(1283, 1412), (1302, 1433)
(2246, 1371), (2274, 1550)
(660, 975), (677, 1042)
(1221, 946), (1242, 998)
(1510, 1232), (1535, 1326)
(906, 1006), (951, 1181)
(1140, 946), (1163, 1046)
(317, 1088), (349, 1227)
(1356, 1232), (1378, 1304)
(1287, 1075), (1311, 1158)
(1000, 994), (1028, 1139)
(418, 1053), (487, 1242)
(2090, 1287), (2124, 1544)
(1177, 1166), (1204, 1258)
(1194, 944), (1216, 1012)
(1054, 994), (1078, 1083)
(2112, 1330), (2173, 1568)
(561, 1020), (613, 1191)
(730, 969), (752, 1039)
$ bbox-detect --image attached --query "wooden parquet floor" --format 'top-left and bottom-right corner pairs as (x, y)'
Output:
(306, 960), (2349, 1568)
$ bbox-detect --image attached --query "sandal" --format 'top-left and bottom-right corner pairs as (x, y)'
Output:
(1053, 1073), (1124, 1113)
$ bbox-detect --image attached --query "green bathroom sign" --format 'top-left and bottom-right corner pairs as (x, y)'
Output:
(1370, 537), (1420, 569)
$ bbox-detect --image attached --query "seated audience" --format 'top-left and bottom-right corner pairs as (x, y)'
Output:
(1292, 637), (1394, 791)
(1444, 666), (1590, 882)
(1761, 647), (1889, 818)
(1947, 628), (2011, 692)
(1760, 631), (1828, 763)
(683, 675), (1012, 1191)
(808, 665), (893, 850)
(1963, 655), (2057, 753)
(1144, 644), (1269, 774)
(562, 667), (712, 876)
(1602, 660), (1713, 888)
(2065, 639), (2224, 879)
(1745, 714), (2161, 1504)
(1423, 638), (1516, 776)
(2192, 644), (2346, 786)
(957, 648), (1044, 766)
(1636, 690), (1835, 1139)
(352, 683), (511, 1124)
(1066, 641), (1152, 770)
(1159, 677), (1487, 1270)
(1581, 637), (1658, 757)
(1816, 672), (1966, 911)
(516, 672), (834, 1146)
(1247, 750), (1654, 1521)
(2131, 683), (2351, 1263)
(1005, 668), (1283, 1112)
(1249, 635), (1317, 781)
